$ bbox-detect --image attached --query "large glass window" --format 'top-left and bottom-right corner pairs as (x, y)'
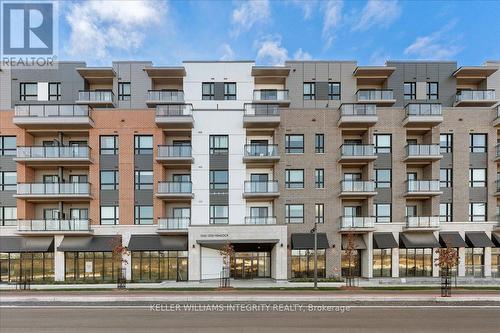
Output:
(328, 82), (341, 100)
(0, 136), (16, 156)
(224, 83), (236, 100)
(439, 203), (452, 222)
(100, 170), (119, 190)
(315, 134), (324, 153)
(374, 169), (391, 188)
(20, 82), (37, 101)
(440, 169), (452, 187)
(315, 169), (324, 189)
(285, 204), (304, 224)
(469, 203), (486, 222)
(118, 82), (131, 101)
(0, 207), (17, 226)
(426, 82), (439, 100)
(491, 248), (500, 278)
(303, 82), (315, 100)
(469, 169), (486, 187)
(285, 169), (304, 189)
(315, 203), (324, 224)
(440, 134), (453, 153)
(469, 134), (487, 153)
(202, 82), (215, 100)
(100, 206), (119, 225)
(373, 249), (392, 277)
(403, 82), (416, 100)
(399, 248), (433, 277)
(373, 204), (391, 223)
(341, 249), (361, 277)
(134, 205), (153, 225)
(134, 135), (153, 155)
(285, 134), (304, 153)
(0, 171), (17, 191)
(134, 171), (153, 190)
(210, 205), (229, 224)
(65, 252), (121, 282)
(373, 134), (391, 153)
(291, 249), (326, 278)
(209, 135), (229, 154)
(465, 248), (484, 277)
(48, 82), (61, 101)
(0, 252), (54, 282)
(209, 170), (229, 190)
(131, 251), (188, 282)
(100, 135), (118, 155)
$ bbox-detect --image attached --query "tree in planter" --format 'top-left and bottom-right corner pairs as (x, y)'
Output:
(434, 238), (459, 297)
(343, 232), (356, 287)
(218, 243), (234, 288)
(110, 235), (129, 288)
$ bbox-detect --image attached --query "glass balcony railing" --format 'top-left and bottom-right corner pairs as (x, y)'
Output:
(17, 219), (91, 232)
(405, 103), (442, 116)
(16, 146), (91, 159)
(253, 90), (289, 101)
(155, 104), (193, 117)
(157, 181), (192, 194)
(356, 89), (394, 101)
(147, 90), (184, 102)
(78, 90), (114, 102)
(158, 217), (190, 230)
(340, 144), (375, 157)
(406, 180), (440, 192)
(340, 217), (375, 229)
(245, 216), (277, 225)
(405, 144), (441, 157)
(157, 145), (192, 158)
(341, 180), (375, 192)
(406, 216), (440, 228)
(244, 103), (280, 116)
(495, 180), (500, 192)
(14, 104), (91, 118)
(244, 144), (279, 157)
(17, 183), (91, 196)
(244, 181), (279, 194)
(339, 104), (377, 116)
(456, 90), (496, 102)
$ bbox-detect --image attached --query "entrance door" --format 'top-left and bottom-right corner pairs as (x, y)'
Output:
(341, 249), (362, 277)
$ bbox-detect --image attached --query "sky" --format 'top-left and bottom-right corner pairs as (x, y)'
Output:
(56, 0), (500, 66)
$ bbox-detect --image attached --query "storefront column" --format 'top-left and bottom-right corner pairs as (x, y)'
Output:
(272, 242), (288, 281)
(54, 235), (65, 281)
(458, 247), (466, 277)
(432, 248), (439, 277)
(362, 233), (372, 278)
(484, 247), (492, 277)
(188, 242), (201, 281)
(122, 234), (132, 280)
(392, 247), (399, 278)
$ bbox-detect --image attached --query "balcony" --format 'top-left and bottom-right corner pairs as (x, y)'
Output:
(15, 146), (92, 165)
(13, 105), (94, 129)
(156, 145), (193, 165)
(339, 217), (375, 232)
(338, 104), (378, 127)
(244, 216), (277, 225)
(243, 104), (280, 128)
(76, 90), (115, 107)
(495, 144), (500, 162)
(243, 144), (279, 165)
(156, 181), (193, 200)
(339, 180), (376, 197)
(339, 144), (376, 164)
(253, 90), (290, 106)
(403, 103), (443, 127)
(356, 89), (395, 106)
(494, 180), (500, 196)
(405, 180), (441, 198)
(243, 181), (280, 200)
(404, 144), (442, 164)
(157, 217), (189, 234)
(404, 217), (440, 231)
(146, 90), (184, 106)
(15, 183), (92, 201)
(494, 106), (500, 127)
(155, 104), (194, 128)
(17, 219), (92, 235)
(454, 90), (497, 107)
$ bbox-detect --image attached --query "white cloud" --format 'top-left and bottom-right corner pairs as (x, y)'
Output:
(219, 43), (235, 61)
(404, 21), (462, 60)
(352, 0), (401, 31)
(65, 0), (167, 63)
(291, 0), (317, 20)
(369, 49), (388, 65)
(322, 1), (343, 48)
(231, 0), (270, 36)
(293, 48), (312, 61)
(255, 36), (288, 65)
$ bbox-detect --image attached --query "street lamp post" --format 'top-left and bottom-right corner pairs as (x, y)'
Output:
(311, 223), (318, 290)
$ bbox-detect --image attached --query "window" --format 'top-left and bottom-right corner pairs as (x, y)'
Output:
(0, 136), (16, 156)
(328, 83), (341, 100)
(315, 203), (324, 224)
(202, 82), (215, 100)
(469, 169), (486, 187)
(399, 248), (433, 277)
(285, 134), (304, 153)
(315, 134), (324, 153)
(469, 134), (487, 153)
(209, 135), (228, 154)
(285, 204), (304, 223)
(440, 134), (453, 153)
(210, 205), (228, 224)
(48, 82), (61, 101)
(100, 135), (118, 155)
(100, 206), (119, 225)
(0, 171), (17, 191)
(469, 203), (486, 222)
(131, 250), (188, 282)
(285, 169), (304, 189)
(373, 249), (392, 277)
(118, 82), (131, 101)
(100, 171), (119, 190)
(2, 252), (54, 282)
(440, 169), (453, 188)
(224, 83), (236, 100)
(406, 206), (417, 218)
(69, 174), (87, 183)
(303, 82), (315, 100)
(403, 82), (416, 100)
(65, 252), (120, 282)
(209, 170), (228, 190)
(134, 171), (153, 190)
(426, 82), (438, 100)
(374, 169), (391, 188)
(373, 204), (391, 223)
(373, 134), (391, 153)
(315, 169), (324, 189)
(134, 205), (153, 225)
(291, 249), (326, 278)
(440, 203), (452, 222)
(134, 135), (153, 155)
(465, 248), (484, 277)
(20, 82), (37, 101)
(1, 207), (17, 226)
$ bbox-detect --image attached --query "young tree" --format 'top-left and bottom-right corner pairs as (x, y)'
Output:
(218, 243), (234, 288)
(110, 235), (129, 287)
(343, 233), (356, 287)
(434, 238), (459, 297)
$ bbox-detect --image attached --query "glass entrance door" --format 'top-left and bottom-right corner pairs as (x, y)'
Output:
(231, 252), (270, 279)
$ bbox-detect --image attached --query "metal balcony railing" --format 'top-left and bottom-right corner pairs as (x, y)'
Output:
(78, 90), (114, 102)
(16, 146), (91, 159)
(14, 104), (91, 117)
(406, 216), (440, 228)
(341, 180), (375, 192)
(147, 90), (184, 102)
(245, 216), (277, 225)
(406, 180), (440, 192)
(155, 104), (193, 116)
(157, 181), (192, 194)
(356, 89), (394, 101)
(243, 103), (280, 116)
(339, 103), (377, 116)
(244, 144), (279, 157)
(405, 103), (442, 116)
(456, 90), (496, 102)
(340, 216), (375, 229)
(17, 219), (91, 232)
(340, 144), (375, 157)
(157, 145), (192, 158)
(253, 90), (289, 101)
(158, 217), (190, 230)
(406, 144), (441, 157)
(17, 183), (91, 195)
(244, 181), (279, 193)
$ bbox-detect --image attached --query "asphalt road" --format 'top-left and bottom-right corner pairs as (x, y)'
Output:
(1, 305), (499, 333)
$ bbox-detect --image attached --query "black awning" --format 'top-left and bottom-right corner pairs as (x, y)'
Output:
(439, 232), (467, 248)
(58, 236), (118, 252)
(128, 235), (188, 251)
(492, 233), (500, 247)
(465, 232), (494, 248)
(0, 236), (54, 252)
(400, 233), (440, 248)
(373, 233), (398, 249)
(341, 234), (367, 250)
(291, 233), (329, 250)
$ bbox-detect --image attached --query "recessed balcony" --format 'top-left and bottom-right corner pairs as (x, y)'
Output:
(76, 90), (115, 107)
(339, 216), (375, 232)
(404, 216), (440, 231)
(157, 217), (189, 234)
(339, 144), (376, 164)
(146, 90), (184, 107)
(244, 216), (277, 225)
(493, 106), (500, 127)
(243, 144), (279, 165)
(404, 144), (442, 164)
(14, 146), (92, 166)
(338, 104), (378, 127)
(454, 90), (497, 107)
(13, 105), (94, 129)
(156, 145), (193, 165)
(15, 183), (92, 201)
(156, 181), (193, 200)
(339, 180), (376, 197)
(243, 104), (280, 128)
(494, 180), (500, 196)
(243, 181), (279, 200)
(155, 104), (194, 128)
(253, 90), (290, 106)
(405, 180), (441, 198)
(16, 219), (92, 235)
(403, 103), (443, 127)
(356, 89), (395, 106)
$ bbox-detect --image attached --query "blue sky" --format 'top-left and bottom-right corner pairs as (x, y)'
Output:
(57, 0), (500, 66)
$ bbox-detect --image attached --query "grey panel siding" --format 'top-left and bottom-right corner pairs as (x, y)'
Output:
(214, 82), (225, 101)
(469, 187), (487, 202)
(134, 190), (153, 205)
(440, 187), (453, 203)
(134, 155), (153, 170)
(0, 191), (16, 206)
(209, 192), (228, 205)
(114, 61), (152, 109)
(0, 68), (12, 109)
(0, 156), (17, 170)
(374, 153), (392, 168)
(440, 153), (453, 168)
(99, 155), (119, 169)
(100, 190), (119, 205)
(209, 154), (229, 170)
(374, 188), (392, 203)
(469, 153), (487, 168)
(315, 82), (329, 100)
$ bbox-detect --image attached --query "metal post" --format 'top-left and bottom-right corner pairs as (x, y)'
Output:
(313, 224), (318, 289)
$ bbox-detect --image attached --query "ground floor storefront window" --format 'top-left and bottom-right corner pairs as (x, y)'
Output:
(231, 252), (271, 279)
(492, 248), (500, 278)
(399, 248), (432, 277)
(131, 251), (188, 282)
(465, 248), (484, 277)
(0, 252), (54, 282)
(341, 249), (361, 277)
(291, 249), (326, 278)
(372, 249), (392, 277)
(65, 252), (121, 282)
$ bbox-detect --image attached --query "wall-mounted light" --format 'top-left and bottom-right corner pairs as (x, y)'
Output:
(192, 244), (196, 249)
(280, 243), (283, 247)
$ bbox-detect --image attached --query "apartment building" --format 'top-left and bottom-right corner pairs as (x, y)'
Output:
(0, 59), (499, 284)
